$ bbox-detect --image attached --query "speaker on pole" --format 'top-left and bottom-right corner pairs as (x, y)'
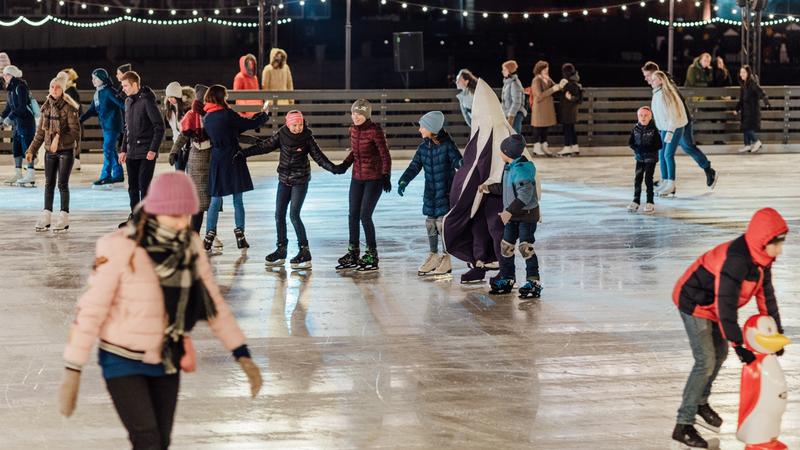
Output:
(393, 32), (424, 72)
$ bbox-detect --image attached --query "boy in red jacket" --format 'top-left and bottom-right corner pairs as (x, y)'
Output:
(671, 208), (788, 448)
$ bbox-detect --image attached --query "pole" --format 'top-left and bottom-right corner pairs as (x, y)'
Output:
(667, 0), (675, 75)
(271, 0), (278, 49)
(258, 0), (266, 74)
(346, 0), (352, 89)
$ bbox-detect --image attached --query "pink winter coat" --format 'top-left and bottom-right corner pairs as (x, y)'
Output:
(63, 229), (246, 368)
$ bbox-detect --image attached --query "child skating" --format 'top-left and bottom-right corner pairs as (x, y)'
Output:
(627, 106), (661, 214)
(397, 111), (463, 277)
(479, 134), (542, 298)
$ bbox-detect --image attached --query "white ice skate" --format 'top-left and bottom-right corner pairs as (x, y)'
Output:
(738, 145), (752, 153)
(33, 146), (45, 170)
(73, 158), (81, 171)
(642, 203), (655, 214)
(532, 143), (548, 157)
(658, 180), (676, 197)
(52, 211), (69, 233)
(417, 252), (441, 276)
(4, 168), (23, 186)
(557, 145), (579, 157)
(627, 202), (640, 213)
(542, 142), (555, 156)
(431, 254), (452, 277)
(16, 168), (35, 187)
(35, 210), (51, 232)
(750, 140), (763, 153)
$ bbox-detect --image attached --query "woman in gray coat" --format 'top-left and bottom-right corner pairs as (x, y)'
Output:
(500, 60), (527, 133)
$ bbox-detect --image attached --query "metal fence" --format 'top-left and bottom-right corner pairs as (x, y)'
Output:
(3, 86), (799, 153)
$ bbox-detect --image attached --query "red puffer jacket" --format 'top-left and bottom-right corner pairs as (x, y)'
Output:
(344, 120), (391, 181)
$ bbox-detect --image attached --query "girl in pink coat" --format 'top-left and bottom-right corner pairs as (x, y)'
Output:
(58, 171), (262, 449)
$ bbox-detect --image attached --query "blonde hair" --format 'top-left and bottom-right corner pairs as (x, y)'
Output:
(652, 71), (683, 119)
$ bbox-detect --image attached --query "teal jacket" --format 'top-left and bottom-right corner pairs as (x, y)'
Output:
(488, 156), (539, 222)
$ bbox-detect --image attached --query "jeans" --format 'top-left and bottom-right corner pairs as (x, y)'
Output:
(425, 216), (444, 253)
(633, 161), (656, 204)
(125, 158), (157, 211)
(677, 121), (711, 170)
(12, 129), (34, 168)
(275, 181), (309, 247)
(532, 127), (549, 144)
(101, 129), (124, 180)
(659, 127), (685, 181)
(106, 374), (180, 450)
(511, 111), (524, 134)
(676, 311), (729, 424)
(499, 220), (540, 281)
(44, 151), (74, 212)
(563, 123), (577, 146)
(743, 129), (759, 145)
(348, 179), (383, 249)
(206, 192), (244, 233)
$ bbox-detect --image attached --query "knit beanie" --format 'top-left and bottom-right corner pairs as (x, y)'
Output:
(0, 53), (11, 70)
(165, 81), (182, 99)
(92, 68), (111, 86)
(51, 75), (68, 92)
(419, 111), (445, 134)
(194, 84), (209, 103)
(351, 99), (372, 119)
(3, 65), (22, 79)
(143, 171), (200, 216)
(501, 134), (527, 159)
(117, 63), (132, 74)
(502, 60), (518, 74)
(285, 110), (304, 127)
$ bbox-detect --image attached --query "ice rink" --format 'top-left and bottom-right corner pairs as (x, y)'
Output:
(0, 154), (798, 449)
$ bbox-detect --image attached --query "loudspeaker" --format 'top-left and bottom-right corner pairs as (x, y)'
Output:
(393, 32), (424, 72)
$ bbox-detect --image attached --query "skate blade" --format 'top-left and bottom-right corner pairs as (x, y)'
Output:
(264, 259), (286, 267)
(693, 419), (720, 434)
(35, 226), (50, 232)
(335, 265), (358, 271)
(52, 228), (69, 234)
(92, 185), (113, 190)
(16, 183), (35, 188)
(290, 262), (312, 270)
(672, 438), (719, 450)
(709, 174), (719, 190)
(460, 279), (486, 285)
(357, 266), (379, 272)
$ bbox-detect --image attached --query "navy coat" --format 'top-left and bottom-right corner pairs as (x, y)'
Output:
(204, 108), (268, 197)
(81, 84), (125, 134)
(399, 130), (463, 217)
(1, 77), (36, 135)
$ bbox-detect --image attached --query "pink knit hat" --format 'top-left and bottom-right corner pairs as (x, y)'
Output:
(143, 172), (200, 215)
(285, 110), (304, 127)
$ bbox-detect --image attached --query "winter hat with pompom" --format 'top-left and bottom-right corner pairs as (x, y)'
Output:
(143, 171), (200, 216)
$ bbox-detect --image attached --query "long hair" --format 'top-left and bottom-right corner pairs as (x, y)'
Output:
(204, 85), (229, 108)
(457, 69), (477, 94)
(740, 65), (759, 86)
(533, 60), (549, 77)
(652, 71), (684, 119)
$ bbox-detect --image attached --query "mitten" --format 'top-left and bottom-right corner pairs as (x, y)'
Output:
(238, 357), (263, 398)
(168, 153), (176, 166)
(735, 345), (756, 365)
(382, 174), (392, 193)
(397, 180), (407, 197)
(59, 369), (81, 417)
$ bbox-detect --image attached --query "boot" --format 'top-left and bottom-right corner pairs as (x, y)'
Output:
(234, 228), (249, 249)
(290, 246), (312, 269)
(336, 245), (360, 270)
(460, 264), (487, 284)
(35, 210), (52, 232)
(738, 144), (752, 153)
(571, 144), (580, 155)
(671, 424), (708, 448)
(417, 252), (441, 276)
(695, 404), (722, 433)
(704, 167), (718, 189)
(432, 253), (452, 276)
(642, 203), (655, 214)
(542, 142), (553, 156)
(203, 230), (217, 252)
(52, 211), (70, 233)
(265, 244), (287, 266)
(357, 248), (379, 271)
(213, 236), (224, 249)
(627, 202), (640, 213)
(658, 179), (675, 197)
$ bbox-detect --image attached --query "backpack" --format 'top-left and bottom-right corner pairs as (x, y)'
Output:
(28, 96), (40, 119)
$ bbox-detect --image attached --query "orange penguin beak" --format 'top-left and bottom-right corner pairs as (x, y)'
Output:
(755, 333), (791, 353)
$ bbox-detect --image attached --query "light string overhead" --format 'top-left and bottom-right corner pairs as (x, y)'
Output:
(649, 14), (799, 28)
(382, 0), (696, 18)
(0, 15), (294, 28)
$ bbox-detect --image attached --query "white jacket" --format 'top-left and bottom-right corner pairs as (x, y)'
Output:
(651, 87), (688, 133)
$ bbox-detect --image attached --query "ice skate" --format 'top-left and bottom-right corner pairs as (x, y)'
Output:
(705, 168), (718, 190)
(541, 142), (554, 156)
(672, 424), (708, 448)
(695, 404), (721, 433)
(356, 248), (379, 272)
(532, 142), (548, 157)
(750, 140), (763, 153)
(92, 177), (114, 190)
(417, 252), (441, 276)
(642, 203), (655, 214)
(627, 202), (639, 213)
(15, 168), (35, 187)
(658, 180), (676, 197)
(265, 244), (287, 267)
(108, 174), (125, 184)
(431, 253), (452, 276)
(460, 264), (487, 284)
(518, 279), (542, 299)
(290, 246), (312, 270)
(738, 145), (752, 154)
(73, 158), (81, 172)
(557, 145), (578, 157)
(233, 228), (249, 249)
(213, 236), (224, 250)
(4, 168), (23, 186)
(35, 210), (51, 232)
(488, 275), (515, 295)
(336, 246), (360, 270)
(203, 230), (217, 252)
(52, 211), (69, 233)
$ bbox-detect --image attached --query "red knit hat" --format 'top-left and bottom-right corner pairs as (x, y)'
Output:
(285, 110), (304, 127)
(143, 172), (200, 215)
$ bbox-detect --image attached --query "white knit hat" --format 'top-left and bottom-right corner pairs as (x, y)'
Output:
(165, 81), (182, 98)
(3, 65), (22, 78)
(51, 75), (67, 92)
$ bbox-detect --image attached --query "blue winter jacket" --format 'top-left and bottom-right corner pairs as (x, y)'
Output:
(81, 84), (125, 134)
(489, 156), (539, 222)
(1, 77), (36, 135)
(399, 130), (463, 217)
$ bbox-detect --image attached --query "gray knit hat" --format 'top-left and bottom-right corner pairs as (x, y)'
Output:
(351, 99), (372, 119)
(3, 65), (22, 78)
(194, 84), (209, 103)
(501, 134), (527, 159)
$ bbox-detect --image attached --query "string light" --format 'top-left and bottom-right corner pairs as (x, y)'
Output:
(441, 8), (447, 14)
(235, 8), (241, 13)
(170, 9), (176, 15)
(562, 11), (568, 17)
(503, 12), (509, 19)
(421, 6), (427, 12)
(0, 15), (298, 28)
(621, 5), (628, 11)
(602, 7), (608, 13)
(103, 6), (108, 12)
(543, 12), (549, 18)
(462, 10), (468, 17)
(583, 9), (589, 15)
(523, 13), (529, 19)
(648, 15), (799, 28)
(401, 3), (407, 8)
(482, 12), (488, 18)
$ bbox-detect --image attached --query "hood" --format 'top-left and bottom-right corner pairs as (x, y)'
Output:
(164, 86), (196, 110)
(567, 72), (580, 83)
(92, 68), (112, 87)
(132, 86), (157, 101)
(744, 208), (789, 267)
(270, 48), (288, 63)
(239, 54), (257, 77)
(48, 93), (80, 111)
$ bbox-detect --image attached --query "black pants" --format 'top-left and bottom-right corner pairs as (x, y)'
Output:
(348, 179), (382, 249)
(276, 181), (309, 247)
(106, 374), (180, 450)
(634, 161), (657, 204)
(44, 151), (74, 212)
(191, 211), (204, 233)
(563, 123), (577, 146)
(532, 127), (549, 144)
(126, 158), (157, 211)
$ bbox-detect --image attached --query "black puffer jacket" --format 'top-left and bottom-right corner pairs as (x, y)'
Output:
(628, 121), (662, 163)
(244, 123), (337, 185)
(121, 86), (165, 159)
(736, 79), (769, 132)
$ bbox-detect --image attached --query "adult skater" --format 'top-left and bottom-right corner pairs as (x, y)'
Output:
(1, 65), (37, 186)
(735, 65), (770, 154)
(232, 54), (262, 117)
(163, 81), (195, 170)
(530, 60), (566, 156)
(26, 76), (80, 233)
(261, 48), (294, 105)
(455, 69), (477, 127)
(80, 68), (126, 187)
(58, 171), (263, 449)
(671, 208), (788, 448)
(556, 63), (583, 156)
(61, 68), (82, 171)
(118, 71), (165, 227)
(641, 62), (718, 192)
(500, 60), (526, 134)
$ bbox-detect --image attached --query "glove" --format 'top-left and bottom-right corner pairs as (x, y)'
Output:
(382, 174), (392, 193)
(168, 153), (176, 166)
(2, 117), (11, 127)
(734, 345), (756, 365)
(397, 181), (407, 197)
(332, 163), (347, 175)
(238, 357), (263, 398)
(776, 348), (785, 357)
(232, 150), (245, 162)
(59, 369), (81, 417)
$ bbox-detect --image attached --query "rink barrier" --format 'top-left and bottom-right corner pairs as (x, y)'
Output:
(2, 86), (798, 153)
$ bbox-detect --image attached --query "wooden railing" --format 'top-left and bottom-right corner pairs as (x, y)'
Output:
(2, 87), (798, 153)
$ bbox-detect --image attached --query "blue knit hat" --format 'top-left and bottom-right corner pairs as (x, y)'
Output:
(501, 134), (527, 159)
(92, 68), (111, 86)
(419, 111), (445, 134)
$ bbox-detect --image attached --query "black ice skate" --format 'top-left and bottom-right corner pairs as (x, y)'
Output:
(356, 248), (379, 272)
(336, 246), (360, 270)
(518, 279), (543, 299)
(488, 276), (515, 295)
(92, 177), (114, 190)
(290, 246), (312, 270)
(705, 168), (718, 190)
(695, 404), (722, 433)
(672, 424), (708, 448)
(234, 228), (249, 249)
(264, 245), (287, 266)
(203, 230), (217, 252)
(118, 213), (133, 229)
(460, 264), (487, 284)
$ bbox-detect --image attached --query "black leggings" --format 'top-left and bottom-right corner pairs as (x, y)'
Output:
(532, 127), (549, 144)
(348, 179), (382, 249)
(634, 161), (657, 204)
(276, 181), (309, 247)
(106, 374), (180, 450)
(191, 211), (204, 233)
(563, 123), (577, 146)
(44, 151), (74, 212)
(126, 158), (157, 211)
